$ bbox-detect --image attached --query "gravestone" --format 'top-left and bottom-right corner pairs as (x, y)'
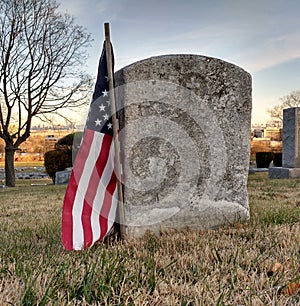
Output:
(55, 169), (71, 185)
(114, 54), (252, 237)
(269, 107), (300, 178)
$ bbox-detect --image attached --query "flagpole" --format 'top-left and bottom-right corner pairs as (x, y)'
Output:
(104, 22), (126, 240)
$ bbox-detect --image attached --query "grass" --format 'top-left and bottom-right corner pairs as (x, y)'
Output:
(0, 173), (299, 305)
(0, 161), (44, 168)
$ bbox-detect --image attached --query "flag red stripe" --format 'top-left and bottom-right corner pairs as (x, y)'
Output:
(99, 171), (117, 239)
(62, 129), (94, 250)
(62, 41), (119, 251)
(81, 134), (113, 248)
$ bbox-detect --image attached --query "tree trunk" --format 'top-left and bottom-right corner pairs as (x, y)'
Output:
(5, 144), (16, 187)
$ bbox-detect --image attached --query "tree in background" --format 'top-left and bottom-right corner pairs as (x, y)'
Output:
(267, 90), (300, 125)
(0, 0), (92, 186)
(0, 141), (4, 154)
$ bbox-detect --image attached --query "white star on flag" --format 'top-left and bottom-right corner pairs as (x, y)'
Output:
(107, 122), (113, 129)
(95, 118), (102, 126)
(103, 113), (109, 121)
(99, 104), (106, 111)
(102, 89), (108, 97)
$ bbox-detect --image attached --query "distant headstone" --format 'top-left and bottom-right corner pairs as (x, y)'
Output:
(269, 107), (300, 178)
(55, 169), (71, 185)
(282, 108), (300, 167)
(114, 54), (252, 237)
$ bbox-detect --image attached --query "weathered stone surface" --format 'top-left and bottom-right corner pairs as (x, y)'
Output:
(55, 169), (71, 185)
(114, 54), (252, 237)
(282, 107), (300, 168)
(269, 167), (300, 179)
(269, 107), (300, 179)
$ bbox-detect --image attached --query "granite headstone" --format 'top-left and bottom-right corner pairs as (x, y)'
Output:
(269, 107), (300, 178)
(55, 169), (71, 185)
(114, 54), (252, 237)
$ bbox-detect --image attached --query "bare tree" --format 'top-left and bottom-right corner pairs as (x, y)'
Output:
(0, 0), (92, 186)
(267, 90), (300, 124)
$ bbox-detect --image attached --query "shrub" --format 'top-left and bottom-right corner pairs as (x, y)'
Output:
(55, 132), (83, 151)
(44, 132), (83, 183)
(55, 133), (74, 150)
(256, 152), (274, 168)
(44, 149), (72, 183)
(273, 153), (282, 167)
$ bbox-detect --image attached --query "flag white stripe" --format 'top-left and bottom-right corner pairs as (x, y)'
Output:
(107, 188), (118, 232)
(72, 132), (104, 250)
(90, 141), (115, 244)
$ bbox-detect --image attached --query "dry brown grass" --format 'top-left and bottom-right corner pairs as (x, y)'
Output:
(0, 174), (299, 305)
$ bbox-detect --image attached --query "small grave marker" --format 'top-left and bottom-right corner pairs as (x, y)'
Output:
(55, 169), (71, 185)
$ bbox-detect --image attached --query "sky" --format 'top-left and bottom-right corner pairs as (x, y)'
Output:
(59, 0), (300, 125)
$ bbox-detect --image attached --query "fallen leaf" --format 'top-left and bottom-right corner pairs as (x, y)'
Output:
(267, 262), (282, 277)
(282, 282), (300, 296)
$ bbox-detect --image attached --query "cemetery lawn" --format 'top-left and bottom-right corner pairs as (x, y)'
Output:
(0, 173), (299, 305)
(0, 161), (44, 168)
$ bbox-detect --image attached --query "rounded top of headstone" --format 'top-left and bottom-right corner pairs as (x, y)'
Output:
(115, 55), (251, 100)
(116, 54), (251, 82)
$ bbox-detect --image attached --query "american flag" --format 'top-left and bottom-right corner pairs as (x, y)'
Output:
(62, 41), (118, 250)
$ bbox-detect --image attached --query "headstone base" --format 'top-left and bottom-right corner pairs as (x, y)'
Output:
(125, 200), (249, 238)
(269, 167), (300, 179)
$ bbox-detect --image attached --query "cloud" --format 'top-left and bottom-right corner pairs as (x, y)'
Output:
(58, 0), (86, 15)
(94, 0), (111, 14)
(59, 1), (300, 84)
(156, 20), (300, 74)
(59, 0), (122, 20)
(233, 32), (300, 73)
